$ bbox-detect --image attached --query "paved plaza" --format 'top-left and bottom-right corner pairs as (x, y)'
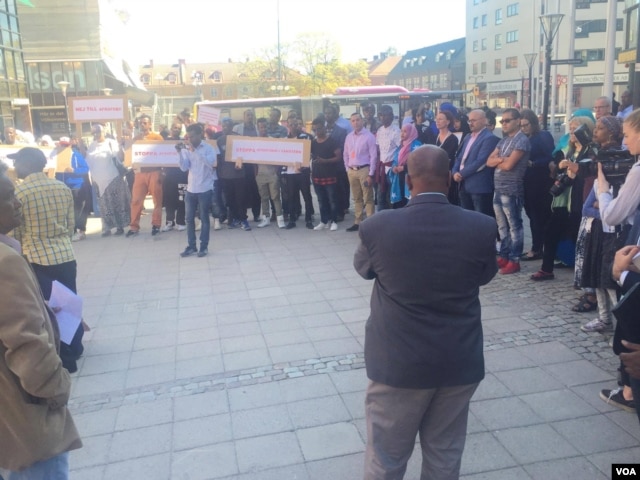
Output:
(66, 202), (639, 480)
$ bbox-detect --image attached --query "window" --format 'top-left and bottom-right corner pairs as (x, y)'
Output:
(140, 73), (150, 85)
(495, 9), (502, 25)
(482, 14), (487, 26)
(473, 17), (478, 29)
(506, 30), (519, 43)
(481, 62), (487, 74)
(166, 72), (177, 84)
(472, 63), (479, 75)
(495, 34), (502, 50)
(439, 73), (449, 88)
(473, 0), (479, 4)
(210, 71), (223, 82)
(481, 38), (487, 50)
(494, 59), (501, 75)
(507, 3), (519, 17)
(506, 56), (518, 69)
(209, 87), (218, 98)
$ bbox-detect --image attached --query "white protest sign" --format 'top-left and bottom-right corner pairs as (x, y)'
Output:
(197, 105), (221, 125)
(226, 136), (310, 167)
(131, 141), (180, 167)
(0, 145), (57, 170)
(69, 97), (127, 122)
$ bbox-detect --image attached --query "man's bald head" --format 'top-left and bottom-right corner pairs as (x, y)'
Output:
(406, 145), (451, 195)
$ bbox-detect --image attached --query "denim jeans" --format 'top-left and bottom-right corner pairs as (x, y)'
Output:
(0, 452), (69, 480)
(314, 182), (338, 224)
(459, 190), (494, 218)
(493, 193), (524, 261)
(185, 190), (212, 251)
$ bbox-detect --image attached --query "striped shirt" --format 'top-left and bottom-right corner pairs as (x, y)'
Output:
(12, 172), (75, 266)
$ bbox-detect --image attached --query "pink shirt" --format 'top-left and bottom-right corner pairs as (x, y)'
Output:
(343, 128), (378, 177)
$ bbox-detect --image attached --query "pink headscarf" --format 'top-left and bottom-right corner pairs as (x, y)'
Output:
(398, 123), (419, 166)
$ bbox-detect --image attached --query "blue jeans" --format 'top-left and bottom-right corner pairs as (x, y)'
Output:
(459, 190), (494, 218)
(185, 190), (212, 251)
(314, 182), (338, 224)
(0, 452), (69, 480)
(494, 193), (524, 262)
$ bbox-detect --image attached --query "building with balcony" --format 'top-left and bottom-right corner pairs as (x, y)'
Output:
(466, 0), (628, 112)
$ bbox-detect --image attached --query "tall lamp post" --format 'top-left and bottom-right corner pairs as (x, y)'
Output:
(57, 80), (71, 137)
(523, 53), (537, 110)
(539, 13), (564, 131)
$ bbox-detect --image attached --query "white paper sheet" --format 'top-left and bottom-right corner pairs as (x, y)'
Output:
(48, 280), (83, 345)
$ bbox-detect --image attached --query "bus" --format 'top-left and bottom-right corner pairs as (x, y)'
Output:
(194, 86), (470, 129)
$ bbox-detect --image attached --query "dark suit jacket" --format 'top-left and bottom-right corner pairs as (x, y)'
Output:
(452, 128), (500, 194)
(354, 194), (498, 389)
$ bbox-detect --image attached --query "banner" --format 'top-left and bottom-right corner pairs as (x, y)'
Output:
(197, 105), (221, 126)
(225, 136), (310, 167)
(130, 141), (220, 167)
(69, 96), (127, 122)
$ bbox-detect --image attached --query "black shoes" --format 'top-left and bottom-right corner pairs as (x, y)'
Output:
(180, 246), (197, 257)
(151, 226), (160, 236)
(197, 248), (208, 258)
(285, 222), (296, 230)
(125, 229), (138, 237)
(346, 224), (359, 232)
(305, 221), (314, 229)
(114, 228), (125, 236)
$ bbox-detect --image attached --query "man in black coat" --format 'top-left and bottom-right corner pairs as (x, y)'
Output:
(354, 145), (498, 479)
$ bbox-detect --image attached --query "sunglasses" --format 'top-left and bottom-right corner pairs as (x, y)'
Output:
(500, 118), (515, 124)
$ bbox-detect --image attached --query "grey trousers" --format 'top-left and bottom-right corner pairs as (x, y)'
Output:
(364, 380), (479, 480)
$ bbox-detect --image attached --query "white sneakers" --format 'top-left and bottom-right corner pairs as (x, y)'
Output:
(277, 215), (286, 229)
(176, 224), (186, 231)
(213, 218), (221, 230)
(161, 222), (174, 232)
(195, 219), (201, 231)
(314, 222), (338, 231)
(257, 216), (271, 228)
(72, 231), (86, 242)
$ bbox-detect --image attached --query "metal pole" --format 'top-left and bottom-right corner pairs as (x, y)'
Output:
(565, 0), (575, 131)
(602, 0), (617, 98)
(542, 40), (552, 130)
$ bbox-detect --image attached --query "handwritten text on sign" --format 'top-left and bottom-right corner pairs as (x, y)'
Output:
(226, 137), (310, 167)
(197, 105), (221, 125)
(130, 141), (220, 167)
(69, 97), (126, 122)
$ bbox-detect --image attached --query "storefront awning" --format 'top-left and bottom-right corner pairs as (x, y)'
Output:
(102, 56), (155, 107)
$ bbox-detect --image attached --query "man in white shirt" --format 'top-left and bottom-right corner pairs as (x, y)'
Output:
(375, 105), (401, 211)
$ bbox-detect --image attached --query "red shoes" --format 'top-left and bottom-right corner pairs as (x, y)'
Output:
(499, 261), (521, 275)
(497, 257), (509, 269)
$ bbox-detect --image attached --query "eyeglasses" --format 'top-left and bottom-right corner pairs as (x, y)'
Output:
(500, 118), (515, 124)
(520, 122), (531, 128)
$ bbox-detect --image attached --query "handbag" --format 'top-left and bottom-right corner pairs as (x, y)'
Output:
(612, 281), (640, 355)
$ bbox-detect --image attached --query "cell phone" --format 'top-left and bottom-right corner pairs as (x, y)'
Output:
(632, 252), (640, 270)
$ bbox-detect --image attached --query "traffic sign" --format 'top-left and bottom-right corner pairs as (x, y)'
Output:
(550, 59), (584, 65)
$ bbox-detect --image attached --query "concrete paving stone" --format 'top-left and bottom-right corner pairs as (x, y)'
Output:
(132, 332), (177, 351)
(460, 467), (532, 480)
(79, 352), (131, 376)
(287, 291), (326, 305)
(270, 342), (318, 364)
(328, 297), (371, 312)
(223, 349), (271, 371)
(494, 424), (581, 464)
(214, 301), (255, 315)
(483, 348), (537, 373)
(90, 323), (137, 341)
(320, 287), (364, 302)
(180, 295), (216, 308)
(177, 326), (220, 345)
(569, 382), (625, 414)
(221, 334), (267, 354)
(174, 389), (229, 420)
(552, 415), (638, 455)
(329, 369), (368, 394)
(227, 382), (285, 411)
(234, 463), (310, 480)
(172, 442), (239, 479)
(180, 285), (220, 298)
(215, 311), (257, 326)
(231, 404), (293, 439)
(466, 410), (488, 434)
(177, 315), (218, 331)
(481, 304), (520, 320)
(297, 422), (364, 461)
(543, 359), (614, 387)
(72, 408), (118, 437)
(460, 431), (518, 475)
(292, 301), (334, 317)
(178, 305), (217, 320)
(519, 389), (599, 422)
(470, 373), (512, 401)
(250, 295), (291, 310)
(606, 411), (640, 441)
(306, 452), (364, 480)
(70, 432), (111, 469)
(136, 319), (179, 337)
(280, 373), (339, 403)
(129, 346), (176, 369)
(288, 395), (352, 429)
(248, 286), (285, 300)
(209, 281), (248, 294)
(482, 317), (534, 334)
(264, 329), (309, 347)
(305, 325), (352, 342)
(523, 457), (607, 480)
(340, 391), (366, 420)
(345, 322), (365, 339)
(588, 447), (640, 476)
(218, 322), (263, 339)
(255, 305), (297, 321)
(176, 355), (225, 379)
(173, 413), (233, 451)
(279, 278), (317, 291)
(337, 308), (370, 323)
(108, 423), (172, 462)
(244, 276), (279, 291)
(516, 341), (583, 365)
(115, 398), (173, 431)
(103, 453), (171, 480)
(471, 396), (542, 430)
(212, 289), (251, 303)
(494, 367), (565, 395)
(298, 312), (343, 329)
(84, 336), (135, 356)
(72, 370), (127, 398)
(144, 287), (180, 302)
(315, 279), (354, 292)
(235, 432), (304, 473)
(125, 362), (176, 389)
(313, 338), (361, 358)
(68, 465), (106, 480)
(309, 271), (346, 283)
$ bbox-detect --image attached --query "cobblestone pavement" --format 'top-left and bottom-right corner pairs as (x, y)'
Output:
(66, 206), (638, 480)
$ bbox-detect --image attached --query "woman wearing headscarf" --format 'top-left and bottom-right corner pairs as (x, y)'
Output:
(388, 123), (422, 209)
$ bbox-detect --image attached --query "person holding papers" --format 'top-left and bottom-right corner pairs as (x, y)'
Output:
(0, 162), (82, 479)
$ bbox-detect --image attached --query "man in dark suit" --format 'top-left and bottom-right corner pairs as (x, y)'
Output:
(452, 109), (500, 217)
(354, 145), (498, 479)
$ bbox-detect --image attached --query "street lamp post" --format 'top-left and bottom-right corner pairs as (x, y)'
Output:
(523, 53), (537, 110)
(539, 13), (564, 131)
(57, 80), (71, 137)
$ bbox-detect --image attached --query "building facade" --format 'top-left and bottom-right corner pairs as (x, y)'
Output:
(466, 0), (628, 112)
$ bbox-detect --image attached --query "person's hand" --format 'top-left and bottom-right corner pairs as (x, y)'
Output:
(364, 176), (373, 188)
(597, 162), (610, 194)
(612, 245), (640, 281)
(621, 341), (640, 379)
(453, 172), (463, 183)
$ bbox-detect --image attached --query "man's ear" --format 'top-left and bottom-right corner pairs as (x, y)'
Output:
(406, 173), (413, 193)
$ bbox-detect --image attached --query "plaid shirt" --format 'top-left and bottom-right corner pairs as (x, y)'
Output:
(12, 172), (75, 266)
